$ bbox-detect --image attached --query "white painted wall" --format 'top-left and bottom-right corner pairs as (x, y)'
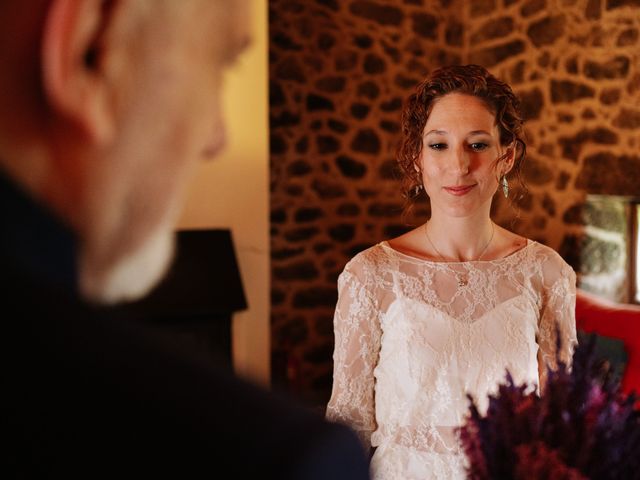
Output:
(177, 0), (270, 386)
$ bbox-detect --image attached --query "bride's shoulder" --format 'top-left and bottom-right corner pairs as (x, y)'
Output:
(491, 226), (528, 260)
(343, 242), (389, 272)
(384, 226), (437, 262)
(527, 239), (565, 261)
(495, 226), (569, 269)
(525, 240), (576, 278)
(342, 230), (424, 278)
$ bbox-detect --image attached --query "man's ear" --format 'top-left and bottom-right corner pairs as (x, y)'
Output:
(41, 0), (119, 144)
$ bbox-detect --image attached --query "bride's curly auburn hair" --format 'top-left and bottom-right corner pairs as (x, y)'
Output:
(398, 64), (527, 212)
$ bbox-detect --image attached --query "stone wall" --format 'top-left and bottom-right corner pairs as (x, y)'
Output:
(269, 0), (640, 405)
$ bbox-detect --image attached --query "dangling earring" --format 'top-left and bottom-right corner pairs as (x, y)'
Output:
(501, 175), (509, 198)
(413, 184), (423, 197)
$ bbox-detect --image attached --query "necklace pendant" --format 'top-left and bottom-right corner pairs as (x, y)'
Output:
(457, 277), (468, 287)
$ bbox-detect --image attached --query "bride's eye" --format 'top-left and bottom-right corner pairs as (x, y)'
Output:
(469, 142), (489, 151)
(428, 143), (447, 151)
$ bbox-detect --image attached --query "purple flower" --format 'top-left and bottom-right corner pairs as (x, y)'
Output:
(458, 331), (640, 479)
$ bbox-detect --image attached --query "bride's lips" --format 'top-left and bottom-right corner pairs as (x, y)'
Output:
(444, 184), (476, 196)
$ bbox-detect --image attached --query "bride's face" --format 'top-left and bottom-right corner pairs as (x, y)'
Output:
(419, 92), (512, 218)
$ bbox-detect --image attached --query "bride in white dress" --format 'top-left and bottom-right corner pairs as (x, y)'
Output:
(325, 65), (576, 479)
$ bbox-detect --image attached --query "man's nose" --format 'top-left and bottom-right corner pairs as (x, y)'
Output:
(202, 122), (227, 160)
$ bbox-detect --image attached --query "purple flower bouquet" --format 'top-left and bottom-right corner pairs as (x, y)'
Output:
(458, 332), (640, 479)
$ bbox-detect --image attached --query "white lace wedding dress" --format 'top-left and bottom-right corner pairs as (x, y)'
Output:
(326, 240), (577, 479)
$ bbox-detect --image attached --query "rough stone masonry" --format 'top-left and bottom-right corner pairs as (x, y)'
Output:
(269, 0), (640, 405)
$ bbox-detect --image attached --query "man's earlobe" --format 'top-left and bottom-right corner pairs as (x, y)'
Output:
(41, 0), (117, 144)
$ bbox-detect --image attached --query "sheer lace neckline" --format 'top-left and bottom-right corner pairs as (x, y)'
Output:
(379, 238), (534, 265)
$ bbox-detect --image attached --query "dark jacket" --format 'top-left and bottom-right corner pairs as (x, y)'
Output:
(1, 173), (370, 479)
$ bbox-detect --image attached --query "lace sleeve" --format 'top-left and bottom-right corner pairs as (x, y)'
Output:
(537, 257), (578, 391)
(325, 260), (382, 452)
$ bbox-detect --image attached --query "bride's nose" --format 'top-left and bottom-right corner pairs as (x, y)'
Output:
(450, 146), (470, 175)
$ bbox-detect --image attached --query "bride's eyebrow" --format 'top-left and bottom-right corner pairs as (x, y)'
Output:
(424, 129), (495, 137)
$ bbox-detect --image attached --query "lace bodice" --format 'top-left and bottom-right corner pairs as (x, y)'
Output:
(326, 240), (577, 479)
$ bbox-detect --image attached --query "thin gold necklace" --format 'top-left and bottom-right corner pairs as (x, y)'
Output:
(423, 222), (495, 287)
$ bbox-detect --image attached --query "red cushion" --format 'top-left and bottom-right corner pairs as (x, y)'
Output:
(576, 289), (640, 395)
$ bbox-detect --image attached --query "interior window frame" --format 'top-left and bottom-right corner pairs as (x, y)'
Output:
(631, 201), (640, 305)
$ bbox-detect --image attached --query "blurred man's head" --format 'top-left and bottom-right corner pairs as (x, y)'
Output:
(0, 0), (250, 303)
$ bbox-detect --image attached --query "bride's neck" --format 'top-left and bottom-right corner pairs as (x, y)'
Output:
(425, 214), (495, 261)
